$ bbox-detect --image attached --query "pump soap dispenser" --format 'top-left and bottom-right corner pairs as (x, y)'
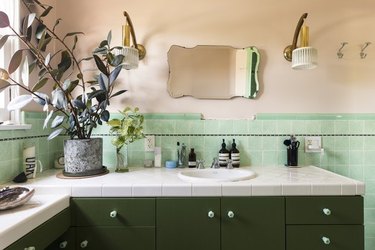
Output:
(230, 139), (240, 168)
(219, 139), (229, 167)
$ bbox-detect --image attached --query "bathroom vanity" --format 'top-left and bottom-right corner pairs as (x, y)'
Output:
(0, 166), (365, 250)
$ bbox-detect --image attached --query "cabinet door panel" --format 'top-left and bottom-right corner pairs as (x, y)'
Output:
(221, 197), (285, 250)
(156, 198), (220, 250)
(76, 226), (155, 250)
(72, 198), (155, 226)
(287, 225), (364, 250)
(5, 208), (70, 250)
(46, 228), (76, 250)
(286, 196), (363, 225)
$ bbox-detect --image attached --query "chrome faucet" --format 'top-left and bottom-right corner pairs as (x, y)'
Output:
(226, 159), (233, 169)
(196, 160), (205, 169)
(211, 157), (220, 169)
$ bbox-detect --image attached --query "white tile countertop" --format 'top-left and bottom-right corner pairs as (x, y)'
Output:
(24, 165), (365, 197)
(0, 194), (69, 249)
(0, 165), (365, 249)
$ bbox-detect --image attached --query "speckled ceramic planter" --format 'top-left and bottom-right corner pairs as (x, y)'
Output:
(63, 138), (104, 177)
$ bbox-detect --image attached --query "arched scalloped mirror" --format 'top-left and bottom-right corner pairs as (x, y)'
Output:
(167, 45), (260, 99)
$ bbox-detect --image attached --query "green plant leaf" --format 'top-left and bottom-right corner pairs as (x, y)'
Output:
(58, 50), (72, 73)
(43, 110), (53, 129)
(78, 57), (93, 64)
(88, 89), (106, 100)
(26, 13), (36, 29)
(107, 30), (112, 45)
(65, 79), (79, 93)
(64, 32), (84, 40)
(0, 35), (10, 50)
(101, 110), (110, 122)
(38, 30), (52, 51)
(29, 59), (37, 74)
(109, 66), (122, 85)
(21, 56), (29, 86)
(93, 47), (107, 54)
(0, 79), (10, 91)
(110, 90), (127, 98)
(51, 115), (64, 128)
(44, 53), (51, 66)
(33, 92), (49, 106)
(7, 94), (33, 110)
(111, 55), (124, 67)
(107, 119), (121, 127)
(52, 18), (62, 32)
(31, 77), (48, 92)
(98, 73), (109, 91)
(8, 50), (23, 74)
(93, 54), (108, 75)
(72, 35), (78, 51)
(73, 98), (86, 110)
(35, 23), (46, 40)
(47, 128), (64, 140)
(40, 6), (53, 17)
(0, 11), (10, 28)
(99, 40), (108, 48)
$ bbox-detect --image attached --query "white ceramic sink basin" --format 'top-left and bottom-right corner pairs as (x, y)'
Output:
(178, 168), (256, 182)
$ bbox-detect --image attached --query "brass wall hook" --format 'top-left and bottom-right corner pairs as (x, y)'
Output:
(360, 42), (371, 59)
(283, 13), (308, 62)
(337, 42), (348, 59)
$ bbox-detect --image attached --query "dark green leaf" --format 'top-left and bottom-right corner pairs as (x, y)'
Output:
(40, 6), (53, 17)
(99, 40), (108, 48)
(0, 35), (10, 50)
(47, 128), (64, 140)
(107, 31), (112, 45)
(93, 54), (108, 75)
(38, 68), (47, 78)
(8, 50), (23, 74)
(33, 92), (49, 106)
(29, 59), (37, 74)
(58, 50), (72, 73)
(109, 66), (122, 85)
(88, 89), (106, 100)
(0, 11), (10, 28)
(35, 24), (46, 40)
(0, 79), (10, 91)
(31, 77), (48, 92)
(51, 115), (64, 129)
(72, 35), (78, 51)
(38, 30), (52, 51)
(66, 79), (79, 93)
(63, 32), (84, 41)
(111, 55), (124, 67)
(110, 90), (127, 98)
(72, 98), (86, 109)
(93, 47), (107, 54)
(100, 110), (110, 122)
(52, 18), (62, 32)
(98, 73), (109, 91)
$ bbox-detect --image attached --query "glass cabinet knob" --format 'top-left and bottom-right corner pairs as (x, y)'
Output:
(59, 240), (68, 248)
(227, 211), (235, 219)
(110, 210), (117, 218)
(208, 211), (215, 218)
(322, 236), (331, 245)
(80, 240), (88, 248)
(323, 208), (331, 216)
(25, 247), (36, 250)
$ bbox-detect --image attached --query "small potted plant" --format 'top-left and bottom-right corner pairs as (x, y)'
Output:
(0, 0), (136, 176)
(107, 107), (144, 172)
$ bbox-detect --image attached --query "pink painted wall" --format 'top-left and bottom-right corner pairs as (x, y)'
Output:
(49, 0), (375, 118)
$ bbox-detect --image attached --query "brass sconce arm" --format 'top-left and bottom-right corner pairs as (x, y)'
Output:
(123, 11), (146, 60)
(283, 13), (308, 62)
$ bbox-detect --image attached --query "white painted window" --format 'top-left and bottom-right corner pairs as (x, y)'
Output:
(0, 0), (20, 124)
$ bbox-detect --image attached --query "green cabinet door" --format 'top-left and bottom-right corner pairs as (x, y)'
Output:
(46, 228), (76, 250)
(75, 226), (155, 250)
(156, 198), (220, 250)
(221, 197), (285, 250)
(287, 225), (364, 250)
(5, 208), (70, 250)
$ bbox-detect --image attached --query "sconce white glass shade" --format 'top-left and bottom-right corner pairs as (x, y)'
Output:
(113, 46), (139, 70)
(292, 46), (317, 70)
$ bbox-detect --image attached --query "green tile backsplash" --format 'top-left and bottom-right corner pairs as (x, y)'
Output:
(1, 112), (375, 249)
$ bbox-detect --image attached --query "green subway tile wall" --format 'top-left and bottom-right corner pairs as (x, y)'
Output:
(1, 112), (374, 249)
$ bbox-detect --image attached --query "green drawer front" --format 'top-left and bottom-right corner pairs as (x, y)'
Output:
(286, 196), (363, 225)
(5, 208), (71, 250)
(287, 225), (364, 250)
(76, 226), (155, 250)
(46, 228), (76, 250)
(72, 198), (155, 226)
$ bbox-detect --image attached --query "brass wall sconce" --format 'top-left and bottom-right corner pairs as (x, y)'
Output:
(114, 11), (146, 69)
(283, 13), (317, 70)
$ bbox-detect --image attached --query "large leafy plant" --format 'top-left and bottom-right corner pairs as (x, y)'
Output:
(0, 0), (128, 139)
